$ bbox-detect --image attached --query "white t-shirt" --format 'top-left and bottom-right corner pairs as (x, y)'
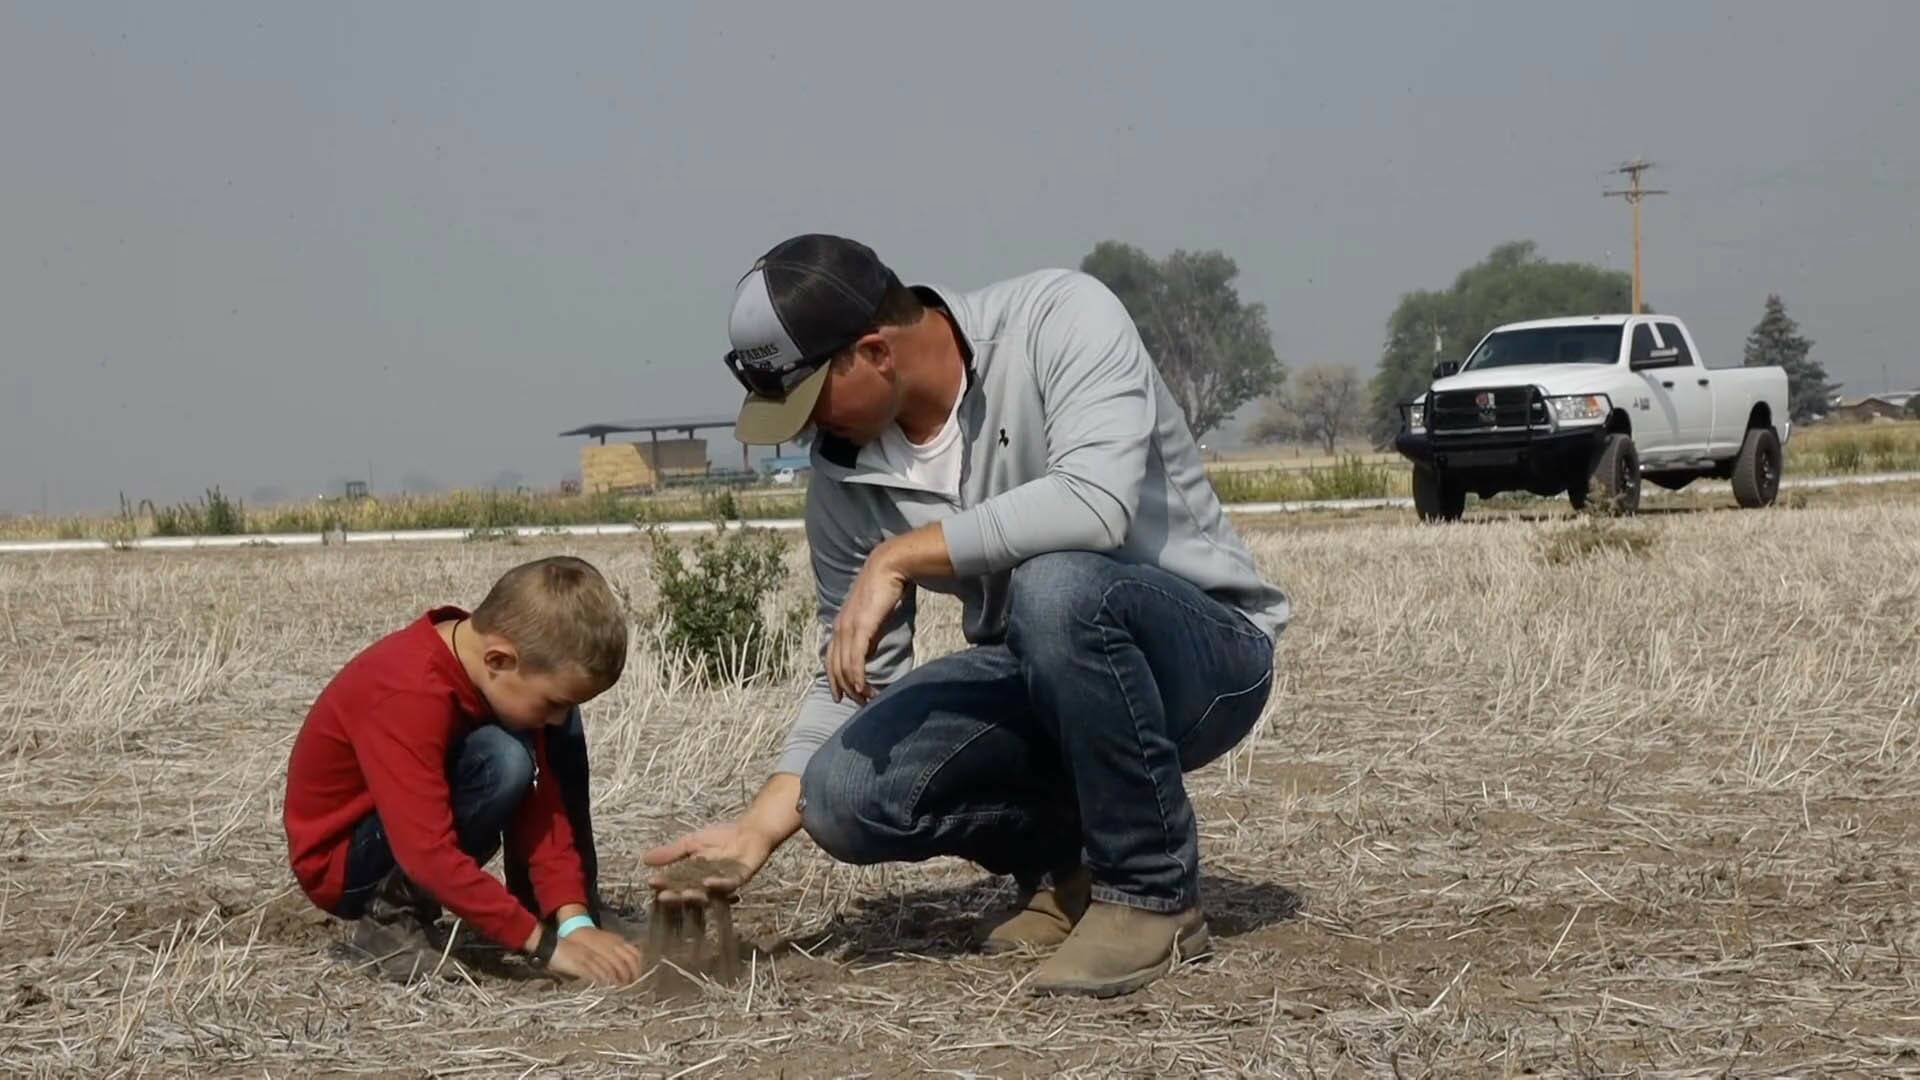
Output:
(864, 393), (965, 499)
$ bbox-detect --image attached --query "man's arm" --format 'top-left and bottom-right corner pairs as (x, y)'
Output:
(644, 481), (919, 898)
(824, 524), (949, 703)
(867, 522), (953, 579)
(775, 479), (919, 774)
(941, 272), (1154, 577)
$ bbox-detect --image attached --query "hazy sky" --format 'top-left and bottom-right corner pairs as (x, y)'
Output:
(4, 2), (1915, 513)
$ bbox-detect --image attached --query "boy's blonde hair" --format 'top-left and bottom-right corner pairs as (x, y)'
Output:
(471, 556), (628, 685)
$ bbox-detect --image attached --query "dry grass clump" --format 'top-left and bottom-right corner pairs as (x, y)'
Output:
(1790, 419), (1920, 474)
(0, 486), (812, 543)
(1537, 517), (1660, 565)
(2, 502), (1918, 1075)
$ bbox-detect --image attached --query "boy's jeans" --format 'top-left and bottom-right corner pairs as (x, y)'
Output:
(334, 707), (601, 921)
(799, 551), (1277, 914)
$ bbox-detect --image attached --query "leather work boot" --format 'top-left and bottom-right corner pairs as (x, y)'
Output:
(345, 871), (461, 983)
(1028, 901), (1211, 998)
(975, 864), (1092, 954)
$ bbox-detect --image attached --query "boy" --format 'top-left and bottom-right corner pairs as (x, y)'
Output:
(283, 555), (644, 986)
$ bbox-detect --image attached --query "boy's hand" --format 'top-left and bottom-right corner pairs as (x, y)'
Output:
(643, 822), (773, 903)
(564, 926), (646, 983)
(545, 926), (645, 985)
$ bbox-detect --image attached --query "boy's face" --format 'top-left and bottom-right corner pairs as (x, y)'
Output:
(477, 639), (609, 731)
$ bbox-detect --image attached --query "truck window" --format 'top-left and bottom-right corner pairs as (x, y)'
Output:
(1631, 323), (1686, 369)
(1653, 322), (1695, 366)
(1464, 325), (1623, 370)
(1630, 324), (1655, 366)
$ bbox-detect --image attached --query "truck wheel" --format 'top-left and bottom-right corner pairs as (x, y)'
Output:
(1731, 427), (1782, 508)
(1413, 463), (1466, 522)
(1585, 433), (1641, 516)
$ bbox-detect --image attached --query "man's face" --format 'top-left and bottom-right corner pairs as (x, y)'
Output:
(478, 649), (607, 732)
(807, 336), (901, 446)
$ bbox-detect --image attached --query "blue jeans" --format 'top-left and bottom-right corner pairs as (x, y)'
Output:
(800, 551), (1276, 913)
(334, 709), (601, 919)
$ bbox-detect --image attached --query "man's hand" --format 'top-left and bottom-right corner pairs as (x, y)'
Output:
(827, 525), (954, 704)
(643, 821), (775, 903)
(643, 775), (803, 903)
(828, 556), (908, 704)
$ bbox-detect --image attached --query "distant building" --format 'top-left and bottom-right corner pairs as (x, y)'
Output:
(1826, 392), (1916, 424)
(558, 416), (798, 493)
(579, 438), (710, 493)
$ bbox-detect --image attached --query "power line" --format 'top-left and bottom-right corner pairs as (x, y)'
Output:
(1603, 159), (1669, 314)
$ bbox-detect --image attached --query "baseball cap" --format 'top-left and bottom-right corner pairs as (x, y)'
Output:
(724, 234), (900, 445)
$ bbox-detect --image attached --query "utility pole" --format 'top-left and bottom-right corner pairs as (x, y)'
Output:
(1603, 160), (1668, 314)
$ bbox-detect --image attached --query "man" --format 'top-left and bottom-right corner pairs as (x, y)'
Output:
(645, 234), (1288, 998)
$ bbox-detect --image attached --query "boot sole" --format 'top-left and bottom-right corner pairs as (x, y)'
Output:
(1028, 923), (1212, 999)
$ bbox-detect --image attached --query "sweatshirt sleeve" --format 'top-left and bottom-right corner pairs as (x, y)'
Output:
(349, 693), (539, 950)
(774, 480), (918, 778)
(506, 731), (588, 919)
(942, 272), (1154, 577)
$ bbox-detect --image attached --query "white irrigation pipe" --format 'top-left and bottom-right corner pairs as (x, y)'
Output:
(4, 470), (1917, 556)
(0, 518), (804, 555)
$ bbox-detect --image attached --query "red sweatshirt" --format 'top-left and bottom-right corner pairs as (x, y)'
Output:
(283, 606), (586, 949)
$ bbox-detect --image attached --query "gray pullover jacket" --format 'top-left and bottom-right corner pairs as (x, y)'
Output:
(775, 268), (1290, 776)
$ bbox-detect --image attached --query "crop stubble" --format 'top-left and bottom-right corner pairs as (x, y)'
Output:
(1, 502), (1917, 1075)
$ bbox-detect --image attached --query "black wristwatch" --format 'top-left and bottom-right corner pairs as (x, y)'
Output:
(531, 925), (558, 967)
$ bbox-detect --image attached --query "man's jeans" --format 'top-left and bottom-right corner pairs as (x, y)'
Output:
(799, 551), (1276, 913)
(334, 707), (602, 920)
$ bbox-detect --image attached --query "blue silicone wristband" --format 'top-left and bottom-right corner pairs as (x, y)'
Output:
(556, 914), (595, 938)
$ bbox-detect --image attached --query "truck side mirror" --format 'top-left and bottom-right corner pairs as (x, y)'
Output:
(1431, 360), (1460, 380)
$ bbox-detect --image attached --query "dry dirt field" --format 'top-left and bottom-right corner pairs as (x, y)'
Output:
(3, 501), (1919, 1077)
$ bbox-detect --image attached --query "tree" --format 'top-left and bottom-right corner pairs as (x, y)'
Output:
(1253, 364), (1364, 454)
(1743, 294), (1832, 423)
(1080, 241), (1284, 438)
(1909, 395), (1920, 421)
(1368, 242), (1635, 443)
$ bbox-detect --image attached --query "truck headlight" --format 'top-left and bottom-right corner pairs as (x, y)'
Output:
(1406, 401), (1427, 432)
(1547, 394), (1610, 425)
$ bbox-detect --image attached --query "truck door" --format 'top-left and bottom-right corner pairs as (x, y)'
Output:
(1628, 323), (1688, 459)
(1651, 321), (1715, 454)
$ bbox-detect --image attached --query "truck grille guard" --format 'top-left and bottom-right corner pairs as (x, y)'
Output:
(1424, 386), (1552, 435)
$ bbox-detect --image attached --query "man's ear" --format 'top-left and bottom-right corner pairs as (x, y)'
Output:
(482, 638), (519, 675)
(853, 332), (892, 375)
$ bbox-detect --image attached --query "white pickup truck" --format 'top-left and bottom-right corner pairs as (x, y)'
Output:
(1394, 315), (1791, 520)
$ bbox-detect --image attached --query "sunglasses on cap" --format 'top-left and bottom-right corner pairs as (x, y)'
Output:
(723, 348), (820, 400)
(722, 329), (869, 400)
